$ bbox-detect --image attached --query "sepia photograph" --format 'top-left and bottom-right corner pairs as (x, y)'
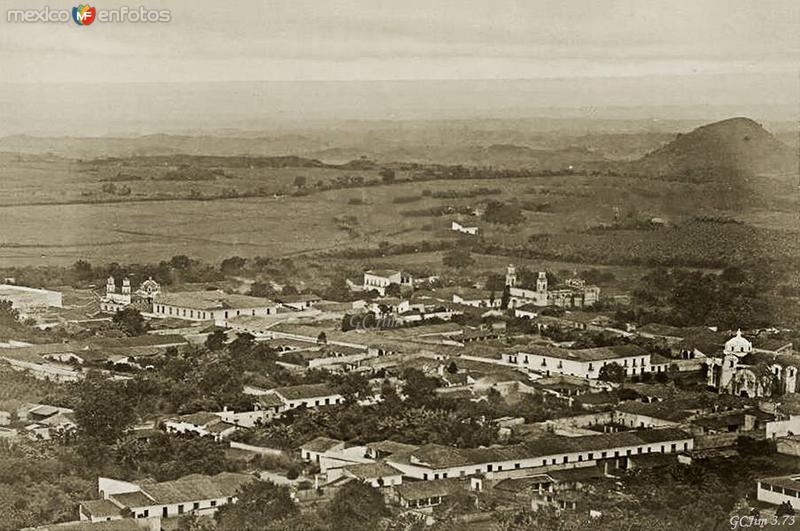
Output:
(1, 1), (800, 530)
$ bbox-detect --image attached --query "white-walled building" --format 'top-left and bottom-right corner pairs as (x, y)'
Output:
(163, 412), (238, 441)
(707, 330), (800, 398)
(152, 291), (278, 326)
(89, 473), (253, 522)
(387, 428), (693, 481)
(273, 383), (345, 410)
(757, 475), (800, 510)
(451, 221), (479, 235)
(362, 269), (413, 296)
(504, 266), (599, 309)
(0, 284), (62, 316)
(340, 462), (404, 488)
(504, 344), (652, 379)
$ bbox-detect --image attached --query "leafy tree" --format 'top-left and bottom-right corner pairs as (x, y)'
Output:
(500, 284), (511, 310)
(115, 433), (229, 481)
(341, 313), (358, 332)
(401, 368), (441, 407)
(446, 361), (458, 374)
(112, 307), (146, 336)
(176, 513), (215, 531)
(282, 284), (299, 295)
(170, 255), (193, 270)
(249, 281), (274, 298)
(205, 329), (227, 351)
(328, 481), (388, 531)
(385, 283), (402, 297)
(74, 372), (136, 447)
(220, 256), (247, 274)
(484, 200), (524, 225)
(293, 176), (307, 188)
(317, 332), (327, 344)
(228, 333), (256, 359)
(379, 168), (395, 182)
(333, 372), (371, 403)
(598, 362), (626, 383)
(0, 299), (20, 327)
(215, 480), (298, 531)
(72, 259), (93, 281)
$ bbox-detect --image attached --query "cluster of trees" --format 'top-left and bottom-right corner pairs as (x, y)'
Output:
(211, 478), (387, 531)
(484, 200), (525, 225)
(0, 441), (94, 531)
(625, 266), (777, 329)
(237, 368), (577, 451)
(114, 433), (233, 481)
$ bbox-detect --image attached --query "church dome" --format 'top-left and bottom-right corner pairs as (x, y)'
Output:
(724, 329), (752, 355)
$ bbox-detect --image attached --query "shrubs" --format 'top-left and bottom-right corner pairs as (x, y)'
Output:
(484, 200), (524, 225)
(286, 466), (300, 480)
(391, 194), (422, 204)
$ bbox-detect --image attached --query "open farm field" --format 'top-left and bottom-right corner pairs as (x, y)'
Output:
(1, 155), (797, 268)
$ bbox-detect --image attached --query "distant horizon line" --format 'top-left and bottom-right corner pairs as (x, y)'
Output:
(0, 71), (795, 86)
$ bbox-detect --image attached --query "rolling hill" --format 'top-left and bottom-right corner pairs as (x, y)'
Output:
(632, 117), (796, 181)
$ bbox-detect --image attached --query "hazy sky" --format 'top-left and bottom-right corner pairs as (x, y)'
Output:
(1, 0), (798, 82)
(0, 0), (798, 134)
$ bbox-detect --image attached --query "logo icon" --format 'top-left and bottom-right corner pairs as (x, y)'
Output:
(72, 4), (96, 25)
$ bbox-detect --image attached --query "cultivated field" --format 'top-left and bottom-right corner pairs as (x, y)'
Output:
(0, 155), (797, 267)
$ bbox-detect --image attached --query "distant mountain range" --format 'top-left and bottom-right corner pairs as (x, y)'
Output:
(0, 117), (796, 185)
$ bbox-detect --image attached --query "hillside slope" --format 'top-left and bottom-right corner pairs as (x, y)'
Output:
(633, 117), (796, 181)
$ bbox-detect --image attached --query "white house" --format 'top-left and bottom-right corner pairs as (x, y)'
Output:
(300, 436), (346, 463)
(215, 394), (286, 428)
(152, 291), (278, 326)
(361, 269), (413, 296)
(387, 428), (693, 481)
(451, 221), (478, 235)
(273, 383), (345, 410)
(91, 472), (253, 521)
(504, 344), (653, 379)
(163, 412), (238, 441)
(757, 475), (800, 510)
(340, 462), (403, 488)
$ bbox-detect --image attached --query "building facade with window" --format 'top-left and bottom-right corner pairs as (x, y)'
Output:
(504, 344), (652, 379)
(152, 291), (278, 325)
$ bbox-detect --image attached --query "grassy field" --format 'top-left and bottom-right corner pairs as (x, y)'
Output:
(0, 155), (797, 267)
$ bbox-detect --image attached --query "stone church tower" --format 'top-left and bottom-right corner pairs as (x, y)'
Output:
(505, 265), (517, 287)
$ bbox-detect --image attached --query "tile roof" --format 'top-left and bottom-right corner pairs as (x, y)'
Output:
(493, 475), (553, 492)
(155, 291), (275, 311)
(79, 499), (123, 518)
(615, 400), (694, 422)
(109, 490), (153, 507)
(393, 428), (692, 470)
(141, 473), (253, 505)
(395, 478), (466, 501)
(517, 343), (648, 362)
(255, 393), (285, 408)
(343, 462), (402, 479)
(275, 383), (340, 401)
(299, 436), (344, 453)
(365, 269), (401, 278)
(759, 475), (800, 492)
(30, 520), (143, 531)
(171, 412), (220, 426)
(366, 440), (420, 456)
